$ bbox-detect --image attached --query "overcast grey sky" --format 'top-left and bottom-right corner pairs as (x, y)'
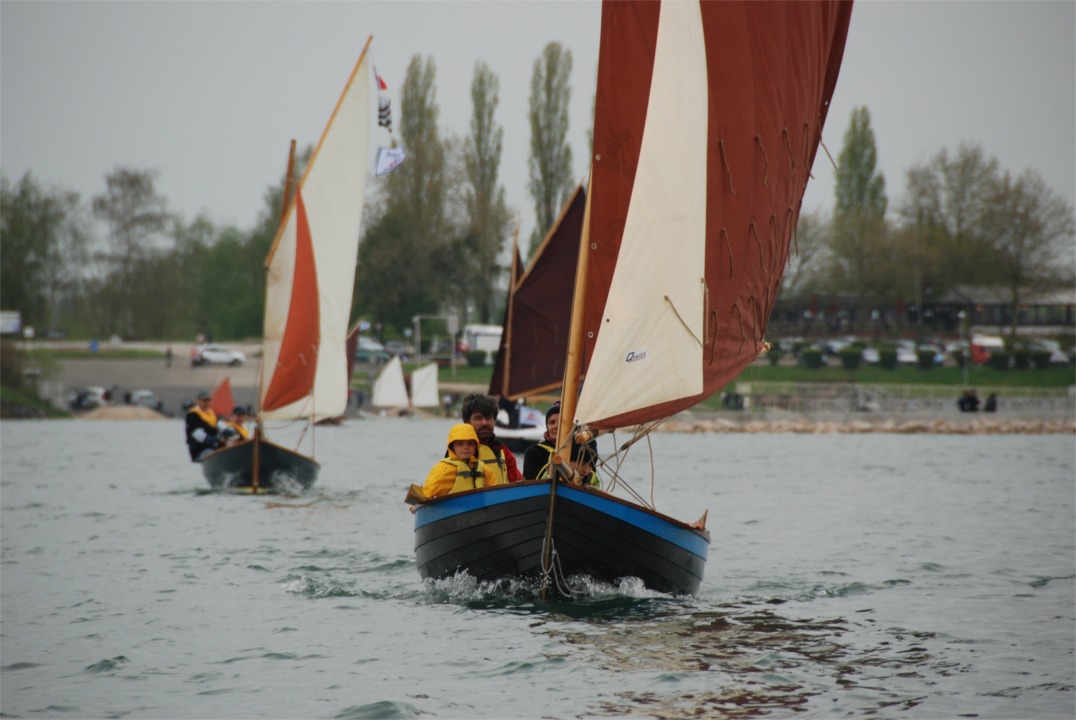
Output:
(2, 0), (1074, 247)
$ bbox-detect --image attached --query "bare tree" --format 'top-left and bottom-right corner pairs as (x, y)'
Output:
(981, 169), (1076, 339)
(92, 168), (172, 337)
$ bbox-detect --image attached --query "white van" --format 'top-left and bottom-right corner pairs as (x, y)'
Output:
(461, 324), (503, 360)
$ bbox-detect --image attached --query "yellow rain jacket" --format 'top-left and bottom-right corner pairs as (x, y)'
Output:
(422, 424), (502, 498)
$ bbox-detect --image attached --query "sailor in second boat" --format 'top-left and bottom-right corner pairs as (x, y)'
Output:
(422, 424), (504, 499)
(185, 390), (226, 461)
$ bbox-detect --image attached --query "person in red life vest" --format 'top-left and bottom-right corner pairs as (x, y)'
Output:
(422, 423), (501, 499)
(461, 393), (523, 484)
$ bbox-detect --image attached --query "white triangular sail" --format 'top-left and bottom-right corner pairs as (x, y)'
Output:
(371, 356), (409, 409)
(261, 39), (372, 423)
(574, 1), (707, 426)
(410, 363), (439, 408)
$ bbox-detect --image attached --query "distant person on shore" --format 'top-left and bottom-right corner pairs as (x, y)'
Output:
(958, 389), (981, 412)
(984, 393), (997, 413)
(164, 345), (173, 368)
(222, 406), (251, 445)
(185, 391), (225, 460)
(462, 393), (523, 484)
(421, 424), (500, 499)
(523, 402), (561, 480)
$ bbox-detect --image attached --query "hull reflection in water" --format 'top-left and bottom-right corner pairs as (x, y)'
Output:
(413, 480), (709, 596)
(199, 437), (319, 494)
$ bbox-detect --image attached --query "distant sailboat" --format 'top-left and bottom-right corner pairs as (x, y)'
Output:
(408, 0), (853, 596)
(371, 355), (409, 410)
(371, 357), (440, 412)
(198, 37), (374, 493)
(409, 363), (440, 409)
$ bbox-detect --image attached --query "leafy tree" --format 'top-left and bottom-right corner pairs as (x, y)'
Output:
(527, 42), (574, 256)
(91, 168), (173, 337)
(835, 107), (887, 219)
(827, 107), (891, 322)
(0, 173), (89, 333)
(464, 61), (511, 323)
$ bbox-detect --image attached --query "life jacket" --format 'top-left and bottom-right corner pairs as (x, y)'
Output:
(478, 443), (509, 484)
(188, 405), (217, 427)
(534, 442), (555, 480)
(226, 421), (250, 440)
(536, 442), (600, 488)
(443, 457), (488, 493)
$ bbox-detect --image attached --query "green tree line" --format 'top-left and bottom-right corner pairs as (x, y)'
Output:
(780, 107), (1074, 339)
(2, 43), (578, 344)
(3, 59), (1072, 346)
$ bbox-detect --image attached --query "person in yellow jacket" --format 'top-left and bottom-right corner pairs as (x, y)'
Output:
(422, 424), (503, 499)
(222, 406), (252, 446)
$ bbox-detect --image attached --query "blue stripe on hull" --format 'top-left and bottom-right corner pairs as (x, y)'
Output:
(413, 481), (708, 560)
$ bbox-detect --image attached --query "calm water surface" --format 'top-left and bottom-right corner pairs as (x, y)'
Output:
(1, 418), (1073, 719)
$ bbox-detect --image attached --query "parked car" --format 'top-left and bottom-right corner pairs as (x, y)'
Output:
(355, 336), (391, 364)
(68, 386), (108, 411)
(128, 389), (164, 413)
(194, 344), (246, 366)
(384, 340), (412, 359)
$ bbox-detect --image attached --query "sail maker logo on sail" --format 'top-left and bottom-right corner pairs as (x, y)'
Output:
(624, 349), (647, 363)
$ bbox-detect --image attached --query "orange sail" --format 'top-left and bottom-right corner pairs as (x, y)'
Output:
(262, 188), (320, 412)
(209, 377), (236, 418)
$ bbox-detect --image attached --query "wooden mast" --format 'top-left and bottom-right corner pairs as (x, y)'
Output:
(540, 176), (593, 600)
(253, 139), (298, 493)
(555, 176), (593, 456)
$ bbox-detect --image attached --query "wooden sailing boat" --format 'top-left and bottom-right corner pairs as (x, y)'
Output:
(200, 37), (374, 493)
(489, 185), (586, 452)
(408, 0), (852, 595)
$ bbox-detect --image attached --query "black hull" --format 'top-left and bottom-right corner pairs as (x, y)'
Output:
(199, 437), (319, 493)
(413, 480), (708, 595)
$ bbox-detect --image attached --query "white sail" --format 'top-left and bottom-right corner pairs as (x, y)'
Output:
(261, 41), (372, 422)
(410, 363), (440, 408)
(371, 356), (409, 409)
(574, 1), (708, 426)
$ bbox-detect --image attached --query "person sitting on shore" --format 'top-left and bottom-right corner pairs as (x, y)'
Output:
(422, 424), (501, 499)
(523, 402), (560, 480)
(462, 393), (523, 484)
(185, 391), (225, 461)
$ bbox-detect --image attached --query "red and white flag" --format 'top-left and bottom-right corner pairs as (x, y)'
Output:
(374, 65), (388, 92)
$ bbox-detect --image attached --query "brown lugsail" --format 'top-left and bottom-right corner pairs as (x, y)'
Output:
(572, 0), (853, 431)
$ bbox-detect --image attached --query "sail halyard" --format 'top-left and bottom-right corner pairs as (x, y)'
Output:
(573, 0), (853, 432)
(259, 36), (373, 423)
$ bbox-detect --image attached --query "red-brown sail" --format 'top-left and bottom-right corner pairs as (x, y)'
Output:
(489, 185), (586, 400)
(574, 0), (853, 430)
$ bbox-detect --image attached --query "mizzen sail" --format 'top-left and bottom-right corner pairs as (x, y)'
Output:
(574, 0), (852, 430)
(490, 185), (586, 400)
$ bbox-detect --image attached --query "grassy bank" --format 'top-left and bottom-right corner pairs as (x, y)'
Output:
(418, 361), (1075, 391)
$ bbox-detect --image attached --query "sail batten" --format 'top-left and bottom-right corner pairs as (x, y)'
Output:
(575, 0), (852, 430)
